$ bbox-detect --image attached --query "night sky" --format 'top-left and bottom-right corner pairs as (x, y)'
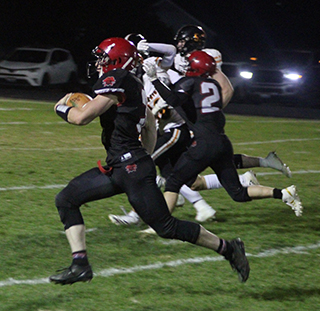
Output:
(174, 0), (320, 49)
(1, 0), (319, 65)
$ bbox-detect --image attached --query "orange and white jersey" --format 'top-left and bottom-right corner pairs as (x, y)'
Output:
(142, 57), (185, 133)
(142, 56), (171, 110)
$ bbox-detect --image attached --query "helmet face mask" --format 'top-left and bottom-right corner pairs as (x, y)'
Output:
(91, 37), (139, 75)
(125, 33), (149, 58)
(125, 33), (145, 47)
(174, 25), (206, 56)
(186, 51), (216, 77)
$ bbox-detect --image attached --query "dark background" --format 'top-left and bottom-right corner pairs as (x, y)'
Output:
(1, 0), (320, 119)
(1, 0), (319, 64)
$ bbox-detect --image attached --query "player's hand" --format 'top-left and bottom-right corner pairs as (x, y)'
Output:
(142, 61), (157, 81)
(151, 98), (168, 115)
(54, 93), (72, 111)
(137, 39), (149, 54)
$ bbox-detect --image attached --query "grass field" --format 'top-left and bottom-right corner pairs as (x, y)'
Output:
(0, 98), (319, 311)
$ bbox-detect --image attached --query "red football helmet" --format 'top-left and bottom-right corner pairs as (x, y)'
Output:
(186, 50), (216, 77)
(92, 37), (139, 73)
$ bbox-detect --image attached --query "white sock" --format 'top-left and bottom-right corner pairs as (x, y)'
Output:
(203, 174), (222, 190)
(179, 184), (203, 204)
(205, 173), (251, 189)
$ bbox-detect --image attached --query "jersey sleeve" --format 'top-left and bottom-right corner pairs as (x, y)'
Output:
(93, 69), (127, 96)
(148, 43), (177, 68)
(202, 48), (223, 70)
(152, 77), (190, 108)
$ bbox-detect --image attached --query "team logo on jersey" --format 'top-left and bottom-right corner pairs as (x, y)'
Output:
(102, 76), (116, 87)
(125, 164), (137, 174)
(191, 140), (197, 147)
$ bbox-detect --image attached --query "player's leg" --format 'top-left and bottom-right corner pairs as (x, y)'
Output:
(134, 147), (251, 281)
(214, 150), (302, 215)
(50, 167), (121, 285)
(153, 125), (214, 216)
(191, 170), (259, 191)
(234, 152), (292, 178)
(163, 139), (211, 213)
(179, 184), (216, 222)
(124, 157), (250, 282)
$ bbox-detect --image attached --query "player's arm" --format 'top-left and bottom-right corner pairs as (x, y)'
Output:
(142, 61), (188, 107)
(55, 94), (117, 125)
(212, 69), (234, 108)
(140, 106), (157, 154)
(152, 79), (187, 108)
(148, 43), (176, 69)
(137, 40), (176, 69)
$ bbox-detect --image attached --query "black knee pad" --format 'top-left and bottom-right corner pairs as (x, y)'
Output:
(55, 188), (84, 230)
(164, 175), (185, 193)
(233, 154), (243, 169)
(152, 217), (201, 244)
(228, 186), (251, 202)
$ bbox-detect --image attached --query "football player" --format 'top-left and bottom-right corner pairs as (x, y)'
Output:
(49, 37), (250, 285)
(110, 33), (292, 228)
(173, 24), (222, 75)
(171, 24), (292, 186)
(143, 50), (303, 219)
(120, 33), (217, 223)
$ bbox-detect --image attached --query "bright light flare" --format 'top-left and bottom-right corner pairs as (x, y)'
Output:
(284, 73), (302, 80)
(240, 71), (253, 79)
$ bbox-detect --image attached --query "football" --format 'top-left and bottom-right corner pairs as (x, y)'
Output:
(66, 92), (92, 108)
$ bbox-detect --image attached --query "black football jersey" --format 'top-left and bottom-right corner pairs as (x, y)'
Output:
(93, 69), (148, 166)
(174, 76), (226, 135)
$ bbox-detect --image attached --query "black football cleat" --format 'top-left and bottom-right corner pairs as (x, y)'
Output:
(225, 238), (250, 283)
(49, 264), (93, 285)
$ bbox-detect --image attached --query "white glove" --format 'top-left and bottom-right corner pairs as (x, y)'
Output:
(151, 98), (168, 115)
(137, 39), (149, 53)
(142, 61), (157, 81)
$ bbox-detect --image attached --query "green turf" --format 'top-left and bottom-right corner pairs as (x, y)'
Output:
(0, 98), (319, 311)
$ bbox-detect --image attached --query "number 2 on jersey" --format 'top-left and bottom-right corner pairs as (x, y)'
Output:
(200, 81), (220, 113)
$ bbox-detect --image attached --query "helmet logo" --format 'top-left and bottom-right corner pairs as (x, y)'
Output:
(105, 43), (116, 54)
(193, 33), (202, 42)
(102, 76), (116, 87)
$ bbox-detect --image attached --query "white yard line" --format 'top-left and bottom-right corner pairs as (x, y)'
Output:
(0, 184), (66, 191)
(0, 121), (67, 125)
(0, 241), (319, 288)
(0, 137), (318, 154)
(0, 137), (318, 151)
(0, 121), (98, 125)
(0, 147), (102, 151)
(1, 170), (319, 192)
(233, 137), (320, 145)
(0, 108), (34, 111)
